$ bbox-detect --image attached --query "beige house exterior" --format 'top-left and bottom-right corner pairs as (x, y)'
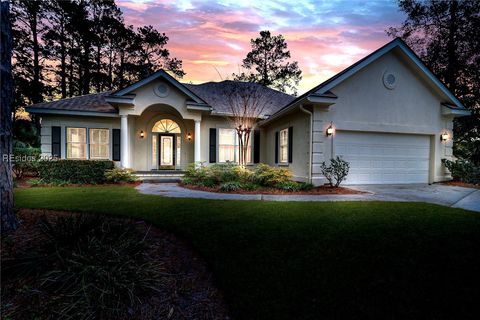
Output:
(27, 38), (470, 185)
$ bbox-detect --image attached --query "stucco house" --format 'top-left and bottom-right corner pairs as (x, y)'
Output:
(26, 38), (470, 185)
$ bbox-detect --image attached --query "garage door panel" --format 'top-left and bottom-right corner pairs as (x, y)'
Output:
(335, 131), (430, 185)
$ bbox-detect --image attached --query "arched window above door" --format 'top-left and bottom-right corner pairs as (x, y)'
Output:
(152, 119), (181, 133)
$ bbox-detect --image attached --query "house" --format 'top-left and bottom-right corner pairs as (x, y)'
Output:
(26, 38), (470, 185)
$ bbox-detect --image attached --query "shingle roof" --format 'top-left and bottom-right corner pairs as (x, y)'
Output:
(25, 81), (294, 117)
(183, 81), (295, 116)
(27, 91), (116, 113)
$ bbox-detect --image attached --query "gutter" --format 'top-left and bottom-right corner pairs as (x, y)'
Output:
(299, 105), (313, 183)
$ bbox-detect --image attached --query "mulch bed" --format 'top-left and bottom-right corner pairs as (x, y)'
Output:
(438, 180), (480, 189)
(1, 209), (229, 320)
(180, 183), (365, 195)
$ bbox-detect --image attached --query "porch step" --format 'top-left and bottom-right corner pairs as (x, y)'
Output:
(134, 171), (185, 182)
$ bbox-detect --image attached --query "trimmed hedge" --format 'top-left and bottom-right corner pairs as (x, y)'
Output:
(37, 160), (115, 184)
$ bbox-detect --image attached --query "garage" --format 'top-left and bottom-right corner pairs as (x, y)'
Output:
(334, 131), (430, 185)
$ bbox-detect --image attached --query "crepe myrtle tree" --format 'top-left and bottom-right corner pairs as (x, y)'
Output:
(212, 81), (277, 167)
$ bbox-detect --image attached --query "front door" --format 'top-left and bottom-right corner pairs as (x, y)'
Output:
(159, 134), (175, 168)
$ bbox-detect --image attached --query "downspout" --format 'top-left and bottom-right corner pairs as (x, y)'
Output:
(300, 105), (313, 183)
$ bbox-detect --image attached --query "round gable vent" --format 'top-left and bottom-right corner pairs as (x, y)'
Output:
(383, 71), (397, 90)
(154, 83), (170, 97)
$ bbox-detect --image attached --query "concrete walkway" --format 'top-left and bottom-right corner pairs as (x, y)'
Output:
(136, 183), (480, 212)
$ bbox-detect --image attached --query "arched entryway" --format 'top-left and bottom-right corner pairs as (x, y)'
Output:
(152, 119), (182, 170)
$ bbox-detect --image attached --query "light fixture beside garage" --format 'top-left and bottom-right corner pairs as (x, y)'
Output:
(187, 132), (192, 141)
(140, 130), (145, 138)
(440, 131), (449, 142)
(326, 123), (334, 136)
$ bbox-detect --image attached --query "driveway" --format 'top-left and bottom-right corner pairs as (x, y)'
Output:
(350, 184), (480, 212)
(136, 183), (480, 212)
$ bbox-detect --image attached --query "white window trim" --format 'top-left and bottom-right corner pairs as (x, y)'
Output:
(89, 128), (110, 160)
(279, 128), (289, 164)
(217, 128), (253, 164)
(66, 127), (87, 160)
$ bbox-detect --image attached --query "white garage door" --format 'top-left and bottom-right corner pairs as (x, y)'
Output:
(335, 131), (430, 185)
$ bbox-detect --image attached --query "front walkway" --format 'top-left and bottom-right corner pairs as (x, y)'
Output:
(136, 183), (480, 212)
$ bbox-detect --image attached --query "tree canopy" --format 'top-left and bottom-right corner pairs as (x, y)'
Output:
(233, 30), (302, 95)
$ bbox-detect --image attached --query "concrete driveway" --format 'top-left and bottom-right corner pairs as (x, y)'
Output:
(137, 183), (479, 212)
(350, 184), (480, 212)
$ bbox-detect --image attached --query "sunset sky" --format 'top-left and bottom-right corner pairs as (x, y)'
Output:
(117, 0), (406, 94)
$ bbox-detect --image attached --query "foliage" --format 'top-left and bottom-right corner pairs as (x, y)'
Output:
(253, 163), (292, 187)
(240, 182), (259, 191)
(11, 0), (184, 118)
(275, 181), (301, 192)
(233, 30), (302, 95)
(220, 181), (242, 192)
(104, 167), (138, 183)
(298, 182), (315, 191)
(389, 0), (480, 164)
(183, 163), (301, 191)
(13, 119), (40, 147)
(37, 160), (114, 184)
(2, 214), (164, 319)
(442, 159), (480, 185)
(320, 157), (350, 187)
(12, 147), (41, 179)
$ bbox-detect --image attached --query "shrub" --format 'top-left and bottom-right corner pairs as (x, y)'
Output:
(320, 156), (350, 187)
(3, 214), (164, 319)
(276, 181), (301, 192)
(37, 160), (114, 184)
(12, 147), (41, 179)
(220, 181), (242, 192)
(183, 162), (211, 184)
(253, 163), (292, 187)
(104, 167), (137, 183)
(240, 182), (259, 191)
(298, 182), (315, 191)
(443, 159), (480, 184)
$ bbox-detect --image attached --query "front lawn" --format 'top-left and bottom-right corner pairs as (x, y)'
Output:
(14, 186), (480, 319)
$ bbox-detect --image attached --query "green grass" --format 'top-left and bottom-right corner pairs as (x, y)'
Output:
(15, 186), (480, 319)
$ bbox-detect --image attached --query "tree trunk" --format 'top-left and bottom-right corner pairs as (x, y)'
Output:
(60, 17), (67, 98)
(1, 0), (19, 232)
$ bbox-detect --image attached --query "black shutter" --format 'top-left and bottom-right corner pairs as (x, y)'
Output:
(253, 130), (260, 163)
(288, 126), (293, 163)
(274, 131), (279, 164)
(209, 128), (217, 163)
(112, 129), (121, 161)
(51, 126), (61, 158)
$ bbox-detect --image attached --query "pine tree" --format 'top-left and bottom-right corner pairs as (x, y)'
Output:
(233, 30), (302, 95)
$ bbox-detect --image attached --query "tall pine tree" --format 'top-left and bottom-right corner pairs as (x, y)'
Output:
(233, 30), (302, 95)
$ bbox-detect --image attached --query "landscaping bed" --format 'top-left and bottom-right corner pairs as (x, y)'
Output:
(180, 182), (364, 195)
(1, 209), (228, 320)
(439, 180), (480, 189)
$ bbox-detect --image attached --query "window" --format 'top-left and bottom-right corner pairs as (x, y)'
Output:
(218, 128), (252, 163)
(66, 127), (87, 159)
(219, 129), (236, 162)
(89, 128), (109, 159)
(279, 128), (289, 163)
(152, 119), (181, 133)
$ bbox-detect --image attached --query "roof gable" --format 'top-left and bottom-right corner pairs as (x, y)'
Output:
(113, 69), (206, 104)
(268, 38), (466, 121)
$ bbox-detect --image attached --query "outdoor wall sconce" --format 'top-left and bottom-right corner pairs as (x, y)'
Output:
(326, 123), (334, 136)
(187, 132), (192, 141)
(440, 131), (449, 142)
(140, 131), (145, 139)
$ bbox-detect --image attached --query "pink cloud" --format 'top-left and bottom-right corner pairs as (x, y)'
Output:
(117, 0), (405, 94)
